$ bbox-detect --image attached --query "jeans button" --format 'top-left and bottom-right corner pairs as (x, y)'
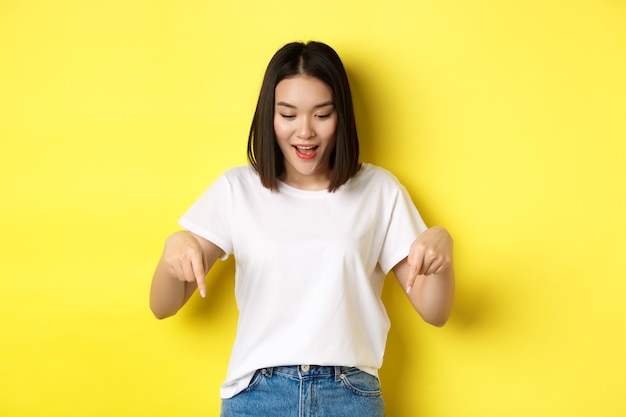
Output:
(301, 365), (310, 372)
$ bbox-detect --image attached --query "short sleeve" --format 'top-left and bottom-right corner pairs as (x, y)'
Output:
(378, 184), (428, 274)
(178, 173), (233, 259)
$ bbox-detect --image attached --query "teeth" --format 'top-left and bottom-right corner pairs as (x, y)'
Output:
(296, 145), (317, 150)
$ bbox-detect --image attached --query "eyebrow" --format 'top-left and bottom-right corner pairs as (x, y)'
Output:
(276, 100), (334, 109)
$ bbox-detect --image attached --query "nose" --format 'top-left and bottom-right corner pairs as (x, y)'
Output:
(296, 117), (316, 139)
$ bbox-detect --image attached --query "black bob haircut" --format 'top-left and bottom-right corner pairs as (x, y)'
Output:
(247, 41), (360, 192)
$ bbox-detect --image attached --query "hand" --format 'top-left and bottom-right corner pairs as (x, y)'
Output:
(163, 231), (208, 297)
(405, 226), (453, 294)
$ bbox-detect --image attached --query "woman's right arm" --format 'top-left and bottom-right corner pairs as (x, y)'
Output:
(149, 230), (224, 319)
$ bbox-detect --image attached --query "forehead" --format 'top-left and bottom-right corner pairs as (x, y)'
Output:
(275, 76), (333, 104)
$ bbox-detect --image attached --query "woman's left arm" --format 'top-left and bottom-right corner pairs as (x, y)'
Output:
(392, 226), (455, 327)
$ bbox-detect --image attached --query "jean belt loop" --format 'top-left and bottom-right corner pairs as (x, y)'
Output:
(334, 366), (343, 382)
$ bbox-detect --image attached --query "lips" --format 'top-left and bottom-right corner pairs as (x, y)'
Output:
(293, 145), (319, 160)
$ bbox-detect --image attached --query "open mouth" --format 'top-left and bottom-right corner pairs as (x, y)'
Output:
(293, 145), (319, 160)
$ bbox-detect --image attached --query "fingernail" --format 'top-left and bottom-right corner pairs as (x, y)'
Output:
(200, 289), (206, 298)
(406, 285), (413, 294)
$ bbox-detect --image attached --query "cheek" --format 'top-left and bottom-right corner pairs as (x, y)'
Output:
(322, 122), (338, 141)
(273, 119), (289, 140)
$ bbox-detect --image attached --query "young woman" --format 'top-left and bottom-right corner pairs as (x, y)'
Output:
(150, 41), (455, 417)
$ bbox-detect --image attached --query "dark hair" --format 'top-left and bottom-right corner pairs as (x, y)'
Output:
(247, 41), (360, 192)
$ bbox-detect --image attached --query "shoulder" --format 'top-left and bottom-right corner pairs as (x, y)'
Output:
(199, 166), (261, 197)
(219, 165), (261, 185)
(222, 165), (257, 178)
(353, 163), (404, 190)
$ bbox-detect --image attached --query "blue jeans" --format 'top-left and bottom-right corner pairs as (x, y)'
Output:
(220, 365), (385, 417)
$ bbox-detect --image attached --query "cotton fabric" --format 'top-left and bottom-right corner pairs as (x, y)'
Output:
(179, 163), (427, 398)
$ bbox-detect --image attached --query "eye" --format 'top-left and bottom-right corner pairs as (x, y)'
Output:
(315, 107), (335, 119)
(280, 114), (296, 120)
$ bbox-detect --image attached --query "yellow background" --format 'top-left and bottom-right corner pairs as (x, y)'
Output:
(1, 1), (625, 416)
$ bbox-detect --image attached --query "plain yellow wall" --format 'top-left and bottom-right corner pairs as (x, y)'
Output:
(1, 1), (625, 416)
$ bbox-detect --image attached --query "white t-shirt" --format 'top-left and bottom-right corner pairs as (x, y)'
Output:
(179, 163), (427, 398)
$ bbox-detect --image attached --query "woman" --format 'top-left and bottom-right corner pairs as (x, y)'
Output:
(150, 41), (455, 417)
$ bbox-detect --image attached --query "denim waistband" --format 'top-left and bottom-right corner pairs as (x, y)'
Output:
(262, 365), (358, 382)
